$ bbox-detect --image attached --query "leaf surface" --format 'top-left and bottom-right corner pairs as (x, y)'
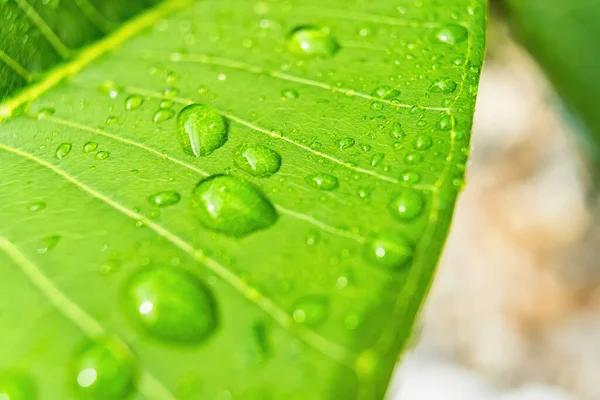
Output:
(0, 0), (486, 399)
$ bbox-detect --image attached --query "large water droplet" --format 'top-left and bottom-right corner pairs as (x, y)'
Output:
(70, 338), (137, 400)
(414, 135), (432, 150)
(192, 175), (278, 237)
(234, 144), (281, 178)
(287, 26), (340, 57)
(430, 78), (457, 94)
(176, 104), (228, 157)
(147, 191), (181, 207)
(125, 95), (143, 111)
(0, 370), (36, 400)
(435, 25), (468, 45)
(292, 295), (329, 327)
(122, 266), (218, 345)
(55, 143), (72, 159)
(305, 173), (338, 191)
(436, 115), (455, 131)
(84, 142), (98, 153)
(364, 232), (413, 270)
(389, 191), (424, 221)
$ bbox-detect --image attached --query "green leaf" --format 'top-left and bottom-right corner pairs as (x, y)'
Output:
(504, 0), (600, 154)
(0, 0), (486, 399)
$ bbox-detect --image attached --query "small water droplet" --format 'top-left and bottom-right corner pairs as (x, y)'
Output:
(371, 86), (400, 99)
(292, 295), (329, 327)
(234, 144), (281, 178)
(70, 338), (137, 400)
(371, 153), (385, 167)
(401, 171), (420, 184)
(430, 78), (457, 94)
(414, 135), (432, 150)
(35, 107), (55, 119)
(37, 234), (61, 254)
(153, 108), (175, 123)
(176, 104), (228, 157)
(436, 115), (455, 131)
(281, 89), (299, 99)
(29, 201), (46, 212)
(163, 87), (179, 98)
(287, 26), (340, 57)
(435, 24), (468, 45)
(147, 191), (181, 207)
(160, 100), (173, 109)
(96, 151), (109, 160)
(105, 116), (118, 124)
(389, 122), (404, 139)
(84, 142), (98, 153)
(55, 143), (72, 159)
(125, 95), (143, 111)
(404, 153), (422, 164)
(371, 101), (383, 110)
(389, 191), (424, 221)
(305, 173), (338, 191)
(364, 232), (413, 270)
(123, 266), (218, 345)
(97, 81), (122, 98)
(336, 137), (355, 150)
(0, 370), (37, 400)
(192, 175), (278, 237)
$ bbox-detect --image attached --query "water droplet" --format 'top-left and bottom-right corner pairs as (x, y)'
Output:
(287, 26), (340, 57)
(35, 107), (55, 119)
(389, 191), (424, 221)
(97, 81), (122, 98)
(436, 115), (455, 131)
(192, 175), (278, 237)
(305, 173), (338, 191)
(84, 142), (98, 153)
(96, 151), (109, 160)
(147, 191), (181, 207)
(70, 338), (137, 400)
(125, 95), (143, 111)
(55, 143), (72, 159)
(414, 135), (432, 150)
(153, 108), (175, 123)
(371, 101), (383, 111)
(364, 232), (413, 270)
(389, 122), (404, 139)
(37, 234), (61, 254)
(122, 266), (218, 345)
(105, 116), (118, 125)
(160, 100), (173, 109)
(430, 78), (457, 94)
(281, 89), (299, 99)
(401, 171), (420, 184)
(435, 24), (468, 45)
(371, 86), (400, 99)
(310, 141), (322, 150)
(29, 201), (46, 212)
(0, 370), (36, 400)
(404, 153), (422, 164)
(292, 295), (329, 326)
(337, 137), (355, 150)
(371, 153), (385, 167)
(234, 144), (281, 178)
(176, 104), (228, 157)
(163, 87), (179, 98)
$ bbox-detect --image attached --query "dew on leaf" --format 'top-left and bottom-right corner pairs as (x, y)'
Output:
(153, 108), (175, 123)
(404, 153), (422, 164)
(122, 266), (218, 345)
(389, 122), (404, 139)
(55, 142), (72, 159)
(364, 232), (413, 270)
(176, 104), (228, 157)
(37, 234), (61, 254)
(234, 144), (281, 178)
(0, 370), (37, 400)
(160, 100), (173, 109)
(29, 201), (46, 212)
(336, 137), (355, 150)
(435, 24), (468, 45)
(292, 295), (329, 326)
(430, 78), (457, 94)
(414, 135), (432, 150)
(125, 95), (143, 111)
(281, 89), (299, 99)
(97, 81), (122, 98)
(305, 173), (338, 191)
(287, 26), (340, 57)
(105, 116), (118, 124)
(371, 86), (400, 99)
(35, 107), (55, 119)
(192, 175), (278, 237)
(436, 115), (455, 131)
(371, 101), (383, 111)
(389, 191), (424, 221)
(163, 87), (179, 98)
(147, 191), (181, 207)
(96, 151), (109, 160)
(370, 153), (385, 167)
(70, 338), (137, 400)
(83, 142), (98, 153)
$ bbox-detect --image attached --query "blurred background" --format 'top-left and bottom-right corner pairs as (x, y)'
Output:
(388, 7), (599, 400)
